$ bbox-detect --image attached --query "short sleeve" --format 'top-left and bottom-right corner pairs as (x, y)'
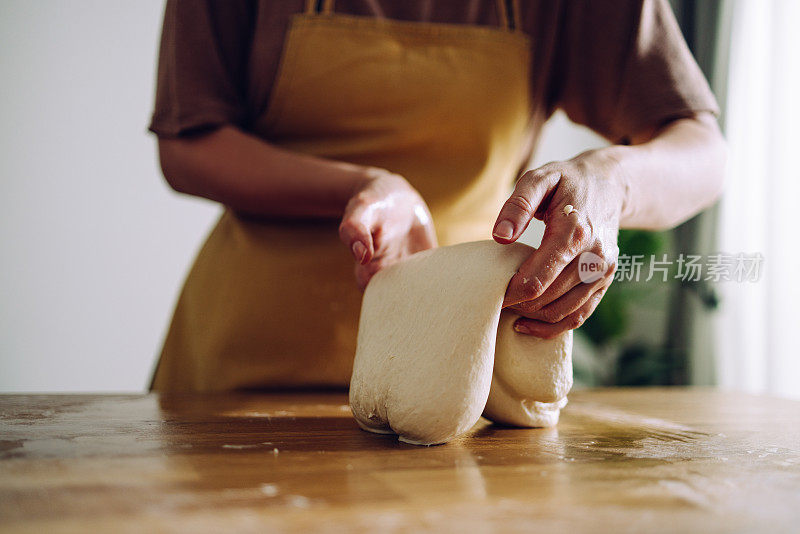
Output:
(148, 0), (255, 138)
(549, 0), (720, 143)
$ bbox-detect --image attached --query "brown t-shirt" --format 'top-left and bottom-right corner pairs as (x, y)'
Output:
(149, 0), (718, 147)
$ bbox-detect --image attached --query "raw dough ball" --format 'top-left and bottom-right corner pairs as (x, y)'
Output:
(349, 240), (572, 445)
(483, 311), (572, 427)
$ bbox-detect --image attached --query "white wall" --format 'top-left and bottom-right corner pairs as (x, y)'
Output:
(0, 1), (220, 392)
(0, 1), (602, 392)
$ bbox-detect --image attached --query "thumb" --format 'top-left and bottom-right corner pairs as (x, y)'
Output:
(339, 203), (375, 265)
(493, 169), (559, 244)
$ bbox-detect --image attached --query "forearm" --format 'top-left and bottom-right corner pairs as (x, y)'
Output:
(601, 113), (727, 230)
(158, 126), (374, 218)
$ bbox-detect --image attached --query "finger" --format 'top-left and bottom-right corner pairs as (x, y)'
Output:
(513, 286), (607, 338)
(408, 212), (439, 253)
(517, 274), (611, 324)
(510, 259), (582, 314)
(354, 264), (371, 291)
(512, 249), (616, 313)
(503, 209), (591, 307)
(354, 257), (391, 291)
(492, 169), (559, 244)
(339, 205), (375, 265)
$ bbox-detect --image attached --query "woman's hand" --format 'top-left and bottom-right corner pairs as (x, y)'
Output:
(339, 169), (438, 289)
(493, 149), (627, 338)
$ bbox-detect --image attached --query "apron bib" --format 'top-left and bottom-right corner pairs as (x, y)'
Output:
(152, 0), (532, 392)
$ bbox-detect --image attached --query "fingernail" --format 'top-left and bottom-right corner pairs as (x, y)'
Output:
(493, 220), (514, 240)
(513, 319), (531, 334)
(352, 241), (367, 263)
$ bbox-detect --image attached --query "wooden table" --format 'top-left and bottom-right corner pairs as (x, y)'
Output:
(1, 389), (798, 533)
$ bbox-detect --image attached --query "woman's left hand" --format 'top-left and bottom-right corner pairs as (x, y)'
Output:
(492, 148), (628, 338)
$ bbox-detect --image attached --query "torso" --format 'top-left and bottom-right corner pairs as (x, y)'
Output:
(153, 1), (541, 392)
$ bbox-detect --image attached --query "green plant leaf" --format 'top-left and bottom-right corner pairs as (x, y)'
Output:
(579, 287), (628, 346)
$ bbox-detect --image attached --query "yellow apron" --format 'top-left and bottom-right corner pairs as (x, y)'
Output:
(152, 0), (532, 392)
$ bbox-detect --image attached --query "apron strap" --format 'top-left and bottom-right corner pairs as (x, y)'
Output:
(306, 0), (520, 32)
(512, 0), (522, 31)
(496, 0), (521, 32)
(305, 0), (334, 15)
(496, 1), (509, 30)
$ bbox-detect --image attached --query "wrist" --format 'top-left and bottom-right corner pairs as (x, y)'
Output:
(338, 164), (378, 197)
(588, 145), (632, 224)
(355, 167), (417, 200)
(327, 163), (391, 216)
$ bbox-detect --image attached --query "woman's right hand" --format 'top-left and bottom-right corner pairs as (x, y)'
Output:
(339, 169), (437, 290)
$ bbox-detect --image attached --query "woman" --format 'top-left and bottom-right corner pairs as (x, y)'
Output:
(149, 0), (725, 392)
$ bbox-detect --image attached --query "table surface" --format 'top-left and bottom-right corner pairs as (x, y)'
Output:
(1, 388), (799, 533)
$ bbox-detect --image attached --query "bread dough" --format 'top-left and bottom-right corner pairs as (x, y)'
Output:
(483, 311), (572, 427)
(349, 240), (573, 445)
